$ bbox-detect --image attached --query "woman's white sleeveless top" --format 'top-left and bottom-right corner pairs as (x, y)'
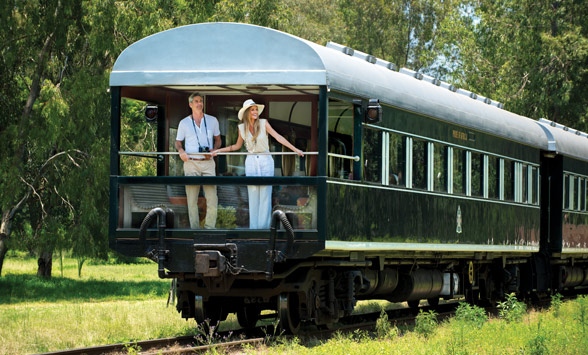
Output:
(238, 119), (270, 153)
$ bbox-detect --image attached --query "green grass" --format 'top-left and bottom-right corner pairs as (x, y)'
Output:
(0, 253), (197, 354)
(256, 298), (588, 355)
(3, 253), (588, 354)
(1, 253), (168, 304)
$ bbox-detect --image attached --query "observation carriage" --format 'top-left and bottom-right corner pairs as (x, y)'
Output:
(109, 23), (588, 333)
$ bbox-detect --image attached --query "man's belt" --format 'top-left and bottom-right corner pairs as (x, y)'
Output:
(189, 156), (212, 161)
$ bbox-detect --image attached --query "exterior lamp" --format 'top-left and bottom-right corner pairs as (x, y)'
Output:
(145, 105), (158, 122)
(365, 99), (382, 123)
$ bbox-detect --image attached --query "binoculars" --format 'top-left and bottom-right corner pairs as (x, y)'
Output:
(199, 147), (210, 153)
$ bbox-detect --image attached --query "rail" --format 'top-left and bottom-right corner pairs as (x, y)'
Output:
(119, 151), (360, 161)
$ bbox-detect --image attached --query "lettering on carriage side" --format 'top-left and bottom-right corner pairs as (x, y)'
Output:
(452, 129), (468, 141)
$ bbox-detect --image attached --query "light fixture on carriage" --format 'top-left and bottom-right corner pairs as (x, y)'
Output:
(365, 99), (382, 124)
(144, 105), (158, 123)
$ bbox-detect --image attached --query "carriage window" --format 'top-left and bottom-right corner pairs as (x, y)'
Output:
(576, 177), (586, 211)
(328, 99), (353, 179)
(453, 147), (466, 195)
(582, 179), (588, 212)
(531, 166), (539, 205)
(412, 138), (427, 190)
(521, 163), (528, 203)
(389, 133), (406, 186)
(433, 142), (447, 192)
(363, 128), (382, 183)
(471, 152), (483, 197)
(120, 98), (158, 176)
(268, 101), (313, 176)
(488, 155), (499, 199)
(564, 174), (570, 209)
(569, 175), (575, 210)
(503, 159), (514, 201)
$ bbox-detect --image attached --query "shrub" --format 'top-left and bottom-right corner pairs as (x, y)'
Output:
(415, 309), (438, 337)
(376, 309), (399, 339)
(454, 302), (488, 328)
(550, 293), (563, 317)
(498, 293), (526, 323)
(216, 206), (237, 229)
(575, 295), (588, 336)
(525, 318), (548, 355)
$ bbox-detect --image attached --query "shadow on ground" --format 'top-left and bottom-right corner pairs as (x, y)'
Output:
(0, 274), (169, 304)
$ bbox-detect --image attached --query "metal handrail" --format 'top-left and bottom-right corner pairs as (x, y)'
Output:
(119, 151), (318, 156)
(327, 152), (360, 161)
(119, 151), (360, 161)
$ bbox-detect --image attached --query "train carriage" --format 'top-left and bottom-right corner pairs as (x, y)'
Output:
(109, 22), (588, 332)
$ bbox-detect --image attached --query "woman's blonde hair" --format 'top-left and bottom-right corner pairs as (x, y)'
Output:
(242, 107), (260, 140)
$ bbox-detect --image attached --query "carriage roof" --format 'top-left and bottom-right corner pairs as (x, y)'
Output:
(110, 22), (588, 161)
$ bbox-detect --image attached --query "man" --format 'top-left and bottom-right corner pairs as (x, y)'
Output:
(175, 92), (221, 229)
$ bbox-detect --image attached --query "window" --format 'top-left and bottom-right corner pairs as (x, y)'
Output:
(531, 166), (539, 205)
(363, 128), (382, 183)
(521, 163), (528, 203)
(433, 142), (447, 192)
(487, 156), (499, 199)
(582, 179), (588, 212)
(503, 159), (514, 201)
(389, 133), (406, 186)
(471, 152), (483, 197)
(453, 147), (466, 195)
(569, 175), (575, 210)
(579, 177), (585, 211)
(328, 99), (353, 179)
(564, 174), (570, 209)
(412, 138), (427, 189)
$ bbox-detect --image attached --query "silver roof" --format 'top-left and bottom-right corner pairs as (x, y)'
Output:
(111, 22), (552, 151)
(537, 119), (588, 162)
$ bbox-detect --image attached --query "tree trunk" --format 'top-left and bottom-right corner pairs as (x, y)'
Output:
(0, 210), (15, 277)
(0, 234), (8, 277)
(37, 250), (53, 278)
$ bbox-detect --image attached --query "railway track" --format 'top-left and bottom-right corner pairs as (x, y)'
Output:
(35, 302), (460, 355)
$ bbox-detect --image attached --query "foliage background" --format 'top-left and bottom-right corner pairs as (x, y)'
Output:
(1, 0), (587, 276)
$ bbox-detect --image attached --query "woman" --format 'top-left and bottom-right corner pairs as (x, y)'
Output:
(213, 99), (304, 229)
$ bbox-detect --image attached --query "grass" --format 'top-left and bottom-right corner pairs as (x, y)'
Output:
(251, 298), (588, 355)
(0, 252), (201, 354)
(253, 297), (588, 355)
(3, 252), (588, 354)
(1, 253), (168, 304)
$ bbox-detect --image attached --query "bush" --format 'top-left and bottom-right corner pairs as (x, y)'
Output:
(498, 293), (526, 323)
(575, 295), (588, 336)
(454, 302), (488, 328)
(550, 293), (563, 317)
(415, 309), (438, 337)
(525, 318), (548, 355)
(375, 309), (399, 339)
(216, 206), (237, 229)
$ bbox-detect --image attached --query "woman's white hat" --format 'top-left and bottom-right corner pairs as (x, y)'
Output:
(238, 99), (264, 121)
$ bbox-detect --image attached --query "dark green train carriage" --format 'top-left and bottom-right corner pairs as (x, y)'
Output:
(109, 23), (588, 332)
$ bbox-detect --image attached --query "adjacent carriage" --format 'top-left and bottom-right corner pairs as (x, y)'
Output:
(109, 23), (588, 332)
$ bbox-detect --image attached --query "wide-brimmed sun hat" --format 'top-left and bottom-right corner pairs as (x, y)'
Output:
(238, 99), (265, 121)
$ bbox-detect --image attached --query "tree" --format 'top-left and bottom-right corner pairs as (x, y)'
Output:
(339, 0), (459, 73)
(0, 0), (221, 277)
(440, 0), (588, 129)
(0, 0), (85, 276)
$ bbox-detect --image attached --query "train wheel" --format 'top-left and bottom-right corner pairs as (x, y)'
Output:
(237, 305), (260, 329)
(278, 293), (301, 334)
(195, 295), (222, 329)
